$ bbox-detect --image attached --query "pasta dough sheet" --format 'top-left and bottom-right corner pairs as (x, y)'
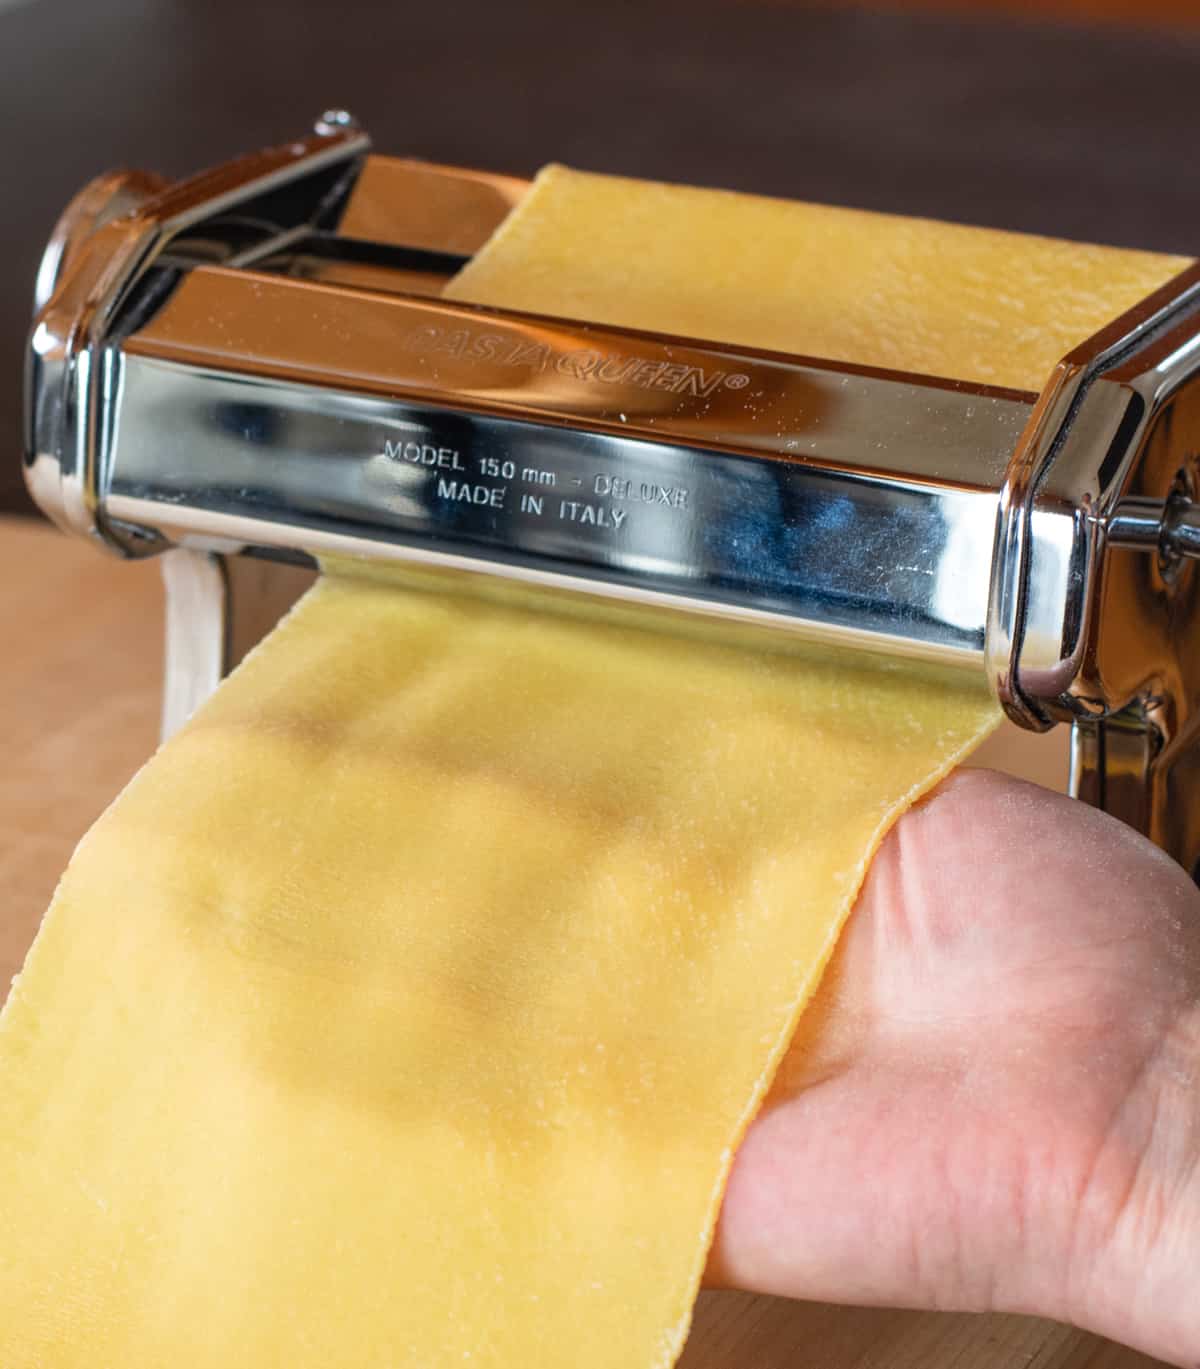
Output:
(0, 167), (1188, 1366)
(0, 577), (995, 1367)
(447, 165), (1190, 393)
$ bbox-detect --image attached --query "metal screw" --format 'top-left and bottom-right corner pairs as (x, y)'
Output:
(314, 109), (360, 136)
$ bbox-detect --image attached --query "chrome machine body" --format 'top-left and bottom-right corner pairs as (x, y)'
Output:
(24, 116), (1200, 873)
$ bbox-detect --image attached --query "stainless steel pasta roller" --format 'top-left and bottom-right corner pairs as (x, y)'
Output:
(25, 115), (1200, 873)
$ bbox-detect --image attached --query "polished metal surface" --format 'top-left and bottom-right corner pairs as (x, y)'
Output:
(986, 261), (1200, 872)
(105, 354), (1019, 668)
(988, 262), (1200, 727)
(1109, 492), (1200, 562)
(336, 156), (526, 257)
(25, 119), (369, 544)
(33, 168), (169, 319)
(97, 261), (1032, 668)
(22, 117), (1200, 873)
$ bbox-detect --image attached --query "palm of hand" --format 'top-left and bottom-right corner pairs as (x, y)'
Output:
(708, 770), (1200, 1364)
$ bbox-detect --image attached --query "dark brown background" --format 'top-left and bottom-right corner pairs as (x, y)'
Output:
(3, 0), (1199, 518)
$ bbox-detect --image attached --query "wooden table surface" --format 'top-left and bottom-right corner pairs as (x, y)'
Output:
(0, 515), (1167, 1368)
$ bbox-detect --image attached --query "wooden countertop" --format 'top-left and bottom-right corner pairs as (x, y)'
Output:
(0, 516), (1164, 1368)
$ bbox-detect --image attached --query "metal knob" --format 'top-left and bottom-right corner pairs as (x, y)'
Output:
(1107, 495), (1200, 562)
(34, 168), (168, 317)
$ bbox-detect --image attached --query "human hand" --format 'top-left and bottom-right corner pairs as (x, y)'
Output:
(707, 769), (1200, 1366)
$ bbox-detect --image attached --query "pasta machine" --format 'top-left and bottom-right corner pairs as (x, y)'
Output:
(24, 115), (1200, 874)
